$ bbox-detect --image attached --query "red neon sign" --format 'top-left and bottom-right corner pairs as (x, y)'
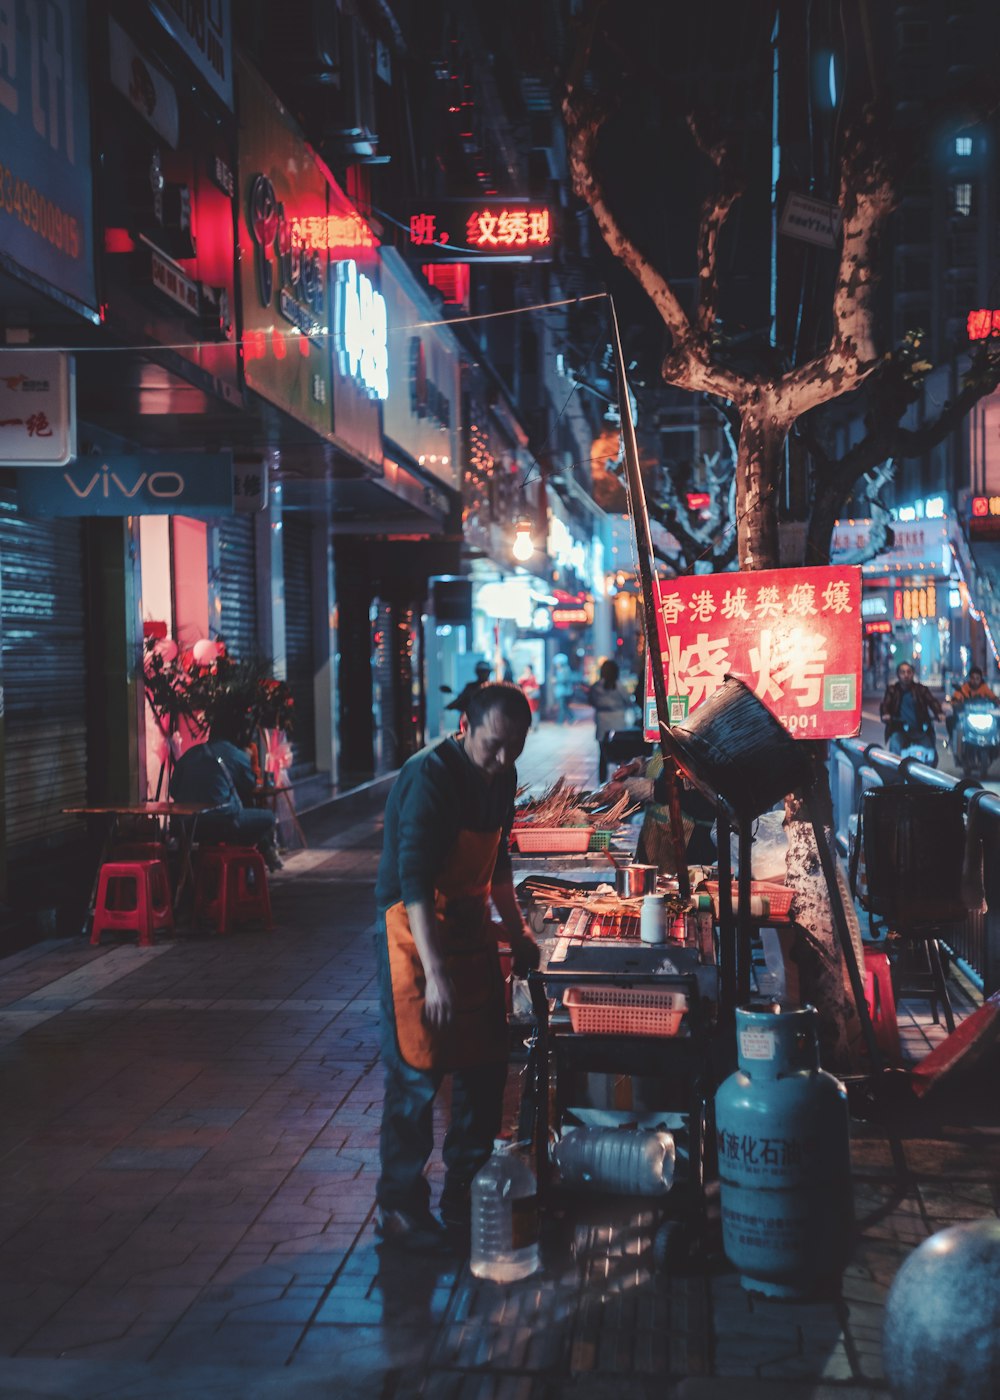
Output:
(865, 620), (892, 635)
(408, 202), (554, 256)
(289, 213), (376, 252)
(967, 309), (1000, 340)
(686, 492), (711, 511)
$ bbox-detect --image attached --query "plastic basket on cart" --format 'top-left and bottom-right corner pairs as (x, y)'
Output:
(563, 984), (687, 1037)
(512, 826), (595, 853)
(702, 880), (794, 921)
(588, 829), (612, 852)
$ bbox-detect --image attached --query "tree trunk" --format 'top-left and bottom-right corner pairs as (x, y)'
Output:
(737, 402), (864, 1075)
(805, 479), (849, 568)
(735, 395), (783, 569)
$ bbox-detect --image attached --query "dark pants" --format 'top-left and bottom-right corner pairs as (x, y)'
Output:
(374, 926), (506, 1216)
(198, 807), (276, 846)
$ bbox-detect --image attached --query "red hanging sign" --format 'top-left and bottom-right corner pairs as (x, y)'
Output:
(644, 565), (863, 741)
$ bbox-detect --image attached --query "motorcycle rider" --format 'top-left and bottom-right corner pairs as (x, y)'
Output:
(947, 665), (997, 745)
(880, 660), (944, 756)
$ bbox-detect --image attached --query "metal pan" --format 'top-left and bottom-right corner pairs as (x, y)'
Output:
(615, 863), (658, 898)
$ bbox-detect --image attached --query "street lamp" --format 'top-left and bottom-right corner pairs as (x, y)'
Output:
(512, 519), (534, 562)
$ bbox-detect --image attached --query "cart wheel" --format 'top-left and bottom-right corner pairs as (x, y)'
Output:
(652, 1219), (689, 1271)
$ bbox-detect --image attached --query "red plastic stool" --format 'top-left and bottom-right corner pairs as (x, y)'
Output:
(193, 846), (272, 935)
(864, 950), (902, 1065)
(91, 859), (173, 948)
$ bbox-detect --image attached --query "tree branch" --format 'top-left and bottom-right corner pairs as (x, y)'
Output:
(687, 114), (745, 338)
(777, 112), (897, 418)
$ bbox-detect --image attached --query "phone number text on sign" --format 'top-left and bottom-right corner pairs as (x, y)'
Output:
(652, 565), (863, 741)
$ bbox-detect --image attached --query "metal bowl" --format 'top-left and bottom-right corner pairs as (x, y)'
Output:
(615, 863), (659, 898)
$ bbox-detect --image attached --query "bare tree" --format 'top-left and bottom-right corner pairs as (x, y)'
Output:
(564, 8), (998, 1070)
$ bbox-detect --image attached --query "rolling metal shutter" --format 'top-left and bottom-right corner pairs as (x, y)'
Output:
(0, 498), (88, 849)
(217, 515), (259, 661)
(282, 516), (316, 768)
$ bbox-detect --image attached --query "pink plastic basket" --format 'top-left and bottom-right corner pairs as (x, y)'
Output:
(563, 985), (687, 1037)
(703, 880), (794, 921)
(512, 826), (595, 853)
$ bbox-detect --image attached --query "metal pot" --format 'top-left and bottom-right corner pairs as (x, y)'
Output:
(615, 864), (658, 898)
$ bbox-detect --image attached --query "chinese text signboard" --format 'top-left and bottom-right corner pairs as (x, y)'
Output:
(407, 201), (553, 261)
(644, 566), (862, 742)
(0, 0), (97, 313)
(0, 351), (75, 466)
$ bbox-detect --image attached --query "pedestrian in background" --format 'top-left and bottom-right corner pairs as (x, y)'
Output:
(551, 653), (575, 725)
(445, 660), (491, 718)
(518, 663), (541, 730)
(588, 659), (633, 780)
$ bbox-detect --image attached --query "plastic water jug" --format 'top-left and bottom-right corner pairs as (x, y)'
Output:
(470, 1137), (541, 1282)
(552, 1126), (676, 1196)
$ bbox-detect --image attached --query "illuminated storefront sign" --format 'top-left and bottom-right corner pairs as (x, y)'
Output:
(552, 599), (594, 627)
(967, 309), (1000, 340)
(865, 620), (893, 636)
(381, 249), (459, 491)
(0, 0), (97, 314)
(18, 452), (233, 516)
(894, 583), (938, 620)
(407, 201), (554, 261)
(334, 259), (388, 400)
(969, 496), (1000, 539)
(0, 350), (75, 466)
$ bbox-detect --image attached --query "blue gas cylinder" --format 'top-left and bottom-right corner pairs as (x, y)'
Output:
(715, 1001), (853, 1298)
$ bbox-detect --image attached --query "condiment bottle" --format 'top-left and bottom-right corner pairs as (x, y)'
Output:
(640, 894), (666, 944)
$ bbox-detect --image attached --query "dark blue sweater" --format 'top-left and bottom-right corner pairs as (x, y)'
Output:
(375, 736), (516, 915)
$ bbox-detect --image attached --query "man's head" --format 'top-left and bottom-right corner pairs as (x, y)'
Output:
(969, 667), (984, 687)
(896, 662), (915, 688)
(461, 682), (531, 779)
(473, 661), (491, 681)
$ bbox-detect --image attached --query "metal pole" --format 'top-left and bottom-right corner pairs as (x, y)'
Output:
(609, 297), (690, 899)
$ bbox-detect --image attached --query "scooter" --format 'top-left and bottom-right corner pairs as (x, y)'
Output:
(888, 722), (939, 767)
(953, 699), (1000, 780)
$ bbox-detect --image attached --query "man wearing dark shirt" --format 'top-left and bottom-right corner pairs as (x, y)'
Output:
(374, 683), (539, 1251)
(880, 660), (943, 755)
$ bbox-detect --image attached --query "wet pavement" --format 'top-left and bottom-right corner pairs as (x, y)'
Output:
(0, 713), (996, 1398)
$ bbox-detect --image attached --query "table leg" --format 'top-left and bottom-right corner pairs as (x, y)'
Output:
(173, 816), (200, 916)
(277, 787), (308, 850)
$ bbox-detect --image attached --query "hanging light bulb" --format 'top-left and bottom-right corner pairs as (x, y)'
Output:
(512, 519), (534, 562)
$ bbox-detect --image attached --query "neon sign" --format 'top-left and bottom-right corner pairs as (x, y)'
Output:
(289, 214), (376, 252)
(967, 309), (1000, 340)
(249, 173), (324, 336)
(407, 201), (554, 261)
(334, 260), (388, 400)
(464, 207), (550, 249)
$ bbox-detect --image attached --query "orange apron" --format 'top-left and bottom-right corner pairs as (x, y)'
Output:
(385, 826), (508, 1072)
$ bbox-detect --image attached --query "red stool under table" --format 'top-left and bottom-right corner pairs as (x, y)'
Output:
(91, 859), (173, 948)
(193, 846), (272, 935)
(864, 949), (902, 1065)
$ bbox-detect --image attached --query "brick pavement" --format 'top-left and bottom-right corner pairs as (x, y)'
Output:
(0, 714), (996, 1398)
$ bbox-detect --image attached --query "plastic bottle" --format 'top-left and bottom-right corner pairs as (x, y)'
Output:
(470, 1137), (541, 1282)
(552, 1126), (676, 1196)
(640, 894), (666, 943)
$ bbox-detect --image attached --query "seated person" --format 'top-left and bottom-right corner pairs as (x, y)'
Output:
(171, 719), (282, 871)
(946, 666), (996, 743)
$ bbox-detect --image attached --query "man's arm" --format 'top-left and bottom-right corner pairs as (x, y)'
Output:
(491, 876), (540, 975)
(404, 897), (454, 1027)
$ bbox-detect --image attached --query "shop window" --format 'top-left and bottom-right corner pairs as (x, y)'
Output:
(951, 181), (974, 216)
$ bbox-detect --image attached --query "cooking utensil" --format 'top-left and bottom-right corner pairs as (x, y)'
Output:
(615, 863), (658, 898)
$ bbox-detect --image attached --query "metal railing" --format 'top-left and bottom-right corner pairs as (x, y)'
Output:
(829, 738), (1000, 995)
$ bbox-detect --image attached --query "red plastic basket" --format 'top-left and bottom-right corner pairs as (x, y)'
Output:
(563, 985), (687, 1037)
(702, 880), (794, 921)
(512, 826), (595, 853)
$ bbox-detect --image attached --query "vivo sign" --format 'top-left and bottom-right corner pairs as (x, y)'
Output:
(18, 454), (233, 516)
(334, 260), (388, 400)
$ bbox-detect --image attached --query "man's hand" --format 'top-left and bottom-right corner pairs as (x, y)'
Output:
(508, 931), (541, 978)
(612, 757), (644, 781)
(423, 966), (455, 1028)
